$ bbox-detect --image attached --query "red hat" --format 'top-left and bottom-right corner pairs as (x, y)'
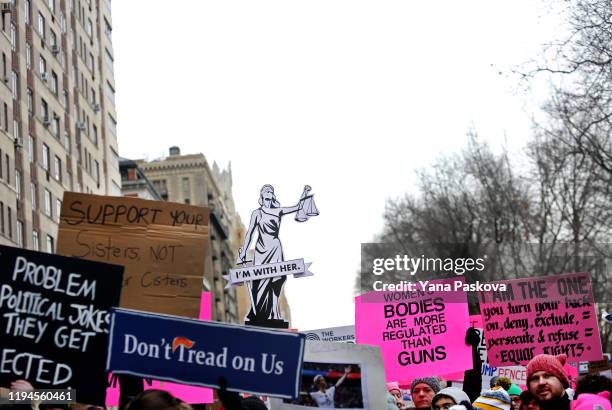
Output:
(526, 354), (569, 388)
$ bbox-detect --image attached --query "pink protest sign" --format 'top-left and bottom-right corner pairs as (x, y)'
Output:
(478, 272), (602, 367)
(355, 278), (472, 381)
(106, 292), (213, 405)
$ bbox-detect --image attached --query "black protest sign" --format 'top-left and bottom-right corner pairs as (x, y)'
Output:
(0, 245), (123, 405)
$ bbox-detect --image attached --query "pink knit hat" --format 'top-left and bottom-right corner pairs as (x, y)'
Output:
(572, 391), (612, 410)
(387, 382), (401, 394)
(526, 354), (569, 388)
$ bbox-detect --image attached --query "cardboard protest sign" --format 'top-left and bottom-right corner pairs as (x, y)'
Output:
(355, 278), (472, 380)
(107, 308), (305, 399)
(57, 192), (210, 318)
(478, 272), (602, 367)
(0, 245), (123, 406)
(106, 292), (214, 405)
(303, 325), (355, 343)
(269, 341), (387, 410)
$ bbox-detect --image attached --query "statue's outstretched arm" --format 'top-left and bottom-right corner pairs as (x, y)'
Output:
(280, 185), (312, 216)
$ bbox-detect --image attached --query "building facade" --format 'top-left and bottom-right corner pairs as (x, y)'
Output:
(137, 147), (245, 324)
(0, 0), (120, 252)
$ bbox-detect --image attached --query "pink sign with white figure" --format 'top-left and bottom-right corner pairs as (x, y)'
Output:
(478, 272), (602, 367)
(106, 292), (213, 405)
(355, 278), (472, 381)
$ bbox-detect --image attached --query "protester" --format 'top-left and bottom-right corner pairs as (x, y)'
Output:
(432, 387), (471, 410)
(387, 391), (400, 410)
(472, 387), (511, 410)
(126, 390), (192, 410)
(571, 391), (612, 410)
(410, 377), (441, 409)
(494, 378), (512, 392)
(526, 354), (570, 410)
(518, 391), (540, 410)
(506, 385), (522, 410)
(387, 382), (407, 409)
(574, 374), (612, 399)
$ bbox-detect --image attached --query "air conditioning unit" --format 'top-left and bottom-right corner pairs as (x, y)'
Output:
(50, 45), (60, 55)
(41, 72), (49, 82)
(43, 116), (51, 126)
(76, 122), (86, 130)
(92, 103), (100, 112)
(13, 136), (23, 149)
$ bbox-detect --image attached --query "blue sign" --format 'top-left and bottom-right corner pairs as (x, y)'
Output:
(106, 308), (306, 399)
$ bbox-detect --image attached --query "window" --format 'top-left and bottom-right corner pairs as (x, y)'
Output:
(26, 44), (32, 69)
(111, 180), (121, 196)
(52, 115), (60, 137)
(50, 29), (57, 47)
(44, 189), (51, 216)
(27, 89), (33, 115)
(46, 235), (54, 253)
(54, 155), (61, 181)
(0, 202), (3, 233)
(7, 207), (11, 239)
(63, 90), (69, 108)
(37, 12), (45, 38)
(13, 120), (19, 141)
(41, 98), (49, 120)
(39, 55), (46, 75)
(55, 199), (61, 222)
(16, 220), (23, 247)
(3, 103), (7, 132)
(10, 24), (16, 50)
(42, 143), (50, 170)
(28, 135), (35, 163)
(86, 18), (92, 37)
(48, 0), (55, 13)
(10, 71), (17, 100)
(108, 114), (117, 135)
(88, 52), (94, 73)
(31, 182), (37, 210)
(104, 48), (114, 72)
(91, 124), (98, 145)
(32, 230), (39, 251)
(15, 170), (21, 200)
(110, 147), (119, 170)
(24, 0), (31, 24)
(4, 154), (9, 185)
(105, 81), (115, 104)
(94, 159), (99, 184)
(63, 132), (70, 152)
(51, 71), (58, 95)
(104, 17), (112, 40)
(182, 177), (190, 199)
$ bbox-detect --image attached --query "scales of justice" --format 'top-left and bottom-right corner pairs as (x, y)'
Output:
(235, 184), (319, 328)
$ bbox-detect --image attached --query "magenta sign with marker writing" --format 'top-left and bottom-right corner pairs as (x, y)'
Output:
(355, 277), (472, 381)
(478, 272), (602, 367)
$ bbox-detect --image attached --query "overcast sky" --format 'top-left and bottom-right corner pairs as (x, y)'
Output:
(112, 0), (563, 330)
